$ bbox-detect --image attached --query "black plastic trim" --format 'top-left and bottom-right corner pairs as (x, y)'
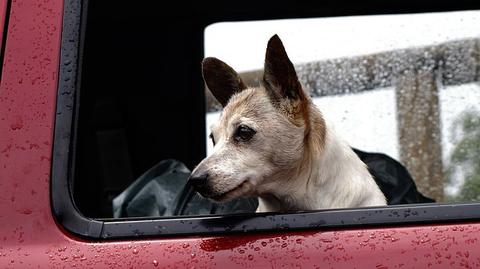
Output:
(51, 0), (103, 238)
(100, 203), (480, 239)
(52, 0), (480, 239)
(0, 0), (12, 82)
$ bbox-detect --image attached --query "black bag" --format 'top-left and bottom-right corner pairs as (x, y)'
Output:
(353, 148), (435, 205)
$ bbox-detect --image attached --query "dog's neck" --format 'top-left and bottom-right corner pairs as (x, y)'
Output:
(257, 107), (381, 212)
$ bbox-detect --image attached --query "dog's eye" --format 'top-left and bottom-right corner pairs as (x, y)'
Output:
(234, 125), (256, 142)
(209, 133), (216, 146)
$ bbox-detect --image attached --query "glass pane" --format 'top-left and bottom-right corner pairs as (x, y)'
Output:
(204, 10), (480, 203)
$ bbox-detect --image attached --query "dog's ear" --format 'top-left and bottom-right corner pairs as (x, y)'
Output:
(263, 35), (304, 105)
(202, 57), (247, 107)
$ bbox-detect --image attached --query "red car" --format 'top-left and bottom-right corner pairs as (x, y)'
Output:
(2, 0), (480, 268)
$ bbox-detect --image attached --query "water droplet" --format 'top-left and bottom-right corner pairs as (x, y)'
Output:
(191, 253), (196, 258)
(132, 248), (139, 254)
(248, 255), (253, 261)
(153, 260), (158, 267)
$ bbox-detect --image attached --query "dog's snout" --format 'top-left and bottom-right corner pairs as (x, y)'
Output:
(188, 172), (209, 188)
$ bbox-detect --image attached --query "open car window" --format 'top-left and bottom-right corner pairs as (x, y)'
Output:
(204, 12), (480, 204)
(51, 0), (480, 239)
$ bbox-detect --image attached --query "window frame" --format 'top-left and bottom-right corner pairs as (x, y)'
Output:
(52, 0), (480, 239)
(0, 0), (11, 80)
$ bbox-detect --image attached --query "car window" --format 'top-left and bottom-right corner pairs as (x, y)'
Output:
(52, 0), (480, 239)
(205, 11), (480, 203)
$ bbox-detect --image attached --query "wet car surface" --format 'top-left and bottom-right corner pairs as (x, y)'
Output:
(2, 0), (480, 268)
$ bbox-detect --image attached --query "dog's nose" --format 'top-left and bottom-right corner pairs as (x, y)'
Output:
(188, 172), (209, 188)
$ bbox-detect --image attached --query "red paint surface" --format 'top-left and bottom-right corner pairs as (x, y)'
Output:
(1, 0), (480, 268)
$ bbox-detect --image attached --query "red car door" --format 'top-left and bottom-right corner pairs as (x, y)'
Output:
(1, 1), (480, 268)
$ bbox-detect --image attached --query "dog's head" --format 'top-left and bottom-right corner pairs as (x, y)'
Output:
(189, 35), (325, 202)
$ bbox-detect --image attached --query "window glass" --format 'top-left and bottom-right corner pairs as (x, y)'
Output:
(204, 10), (480, 203)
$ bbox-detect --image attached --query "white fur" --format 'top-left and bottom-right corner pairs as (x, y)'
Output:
(256, 119), (386, 212)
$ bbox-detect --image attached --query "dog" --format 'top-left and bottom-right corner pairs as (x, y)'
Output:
(189, 34), (386, 213)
